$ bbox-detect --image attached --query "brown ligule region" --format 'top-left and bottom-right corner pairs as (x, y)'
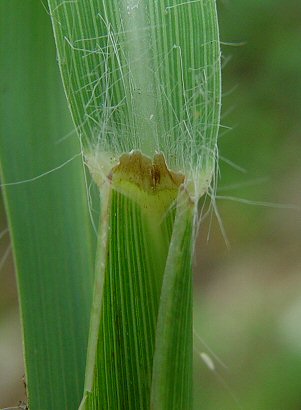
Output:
(109, 150), (185, 193)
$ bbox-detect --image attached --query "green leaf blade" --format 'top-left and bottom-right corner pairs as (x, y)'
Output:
(48, 0), (221, 193)
(0, 2), (95, 408)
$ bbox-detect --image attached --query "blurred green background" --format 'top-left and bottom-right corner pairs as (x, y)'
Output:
(1, 0), (300, 408)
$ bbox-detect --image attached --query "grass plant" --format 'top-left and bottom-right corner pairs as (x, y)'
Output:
(0, 1), (221, 408)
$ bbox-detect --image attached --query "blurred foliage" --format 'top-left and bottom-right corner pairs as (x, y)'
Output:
(217, 0), (301, 243)
(0, 0), (300, 408)
(193, 1), (301, 409)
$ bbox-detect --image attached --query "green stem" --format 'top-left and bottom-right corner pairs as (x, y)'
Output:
(81, 152), (194, 409)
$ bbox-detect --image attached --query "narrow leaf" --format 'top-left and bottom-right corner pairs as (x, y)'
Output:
(151, 191), (194, 409)
(0, 2), (94, 409)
